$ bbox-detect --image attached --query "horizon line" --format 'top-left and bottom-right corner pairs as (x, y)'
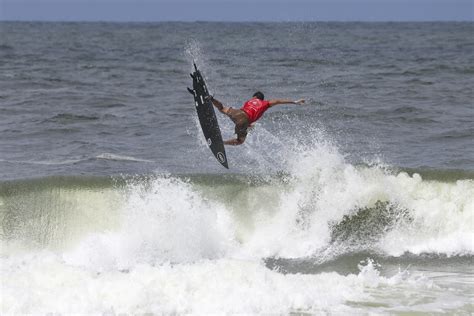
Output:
(1, 19), (472, 23)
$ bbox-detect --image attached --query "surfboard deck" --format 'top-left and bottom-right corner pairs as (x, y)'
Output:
(188, 63), (229, 169)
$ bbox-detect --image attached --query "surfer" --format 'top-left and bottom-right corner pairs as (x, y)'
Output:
(208, 92), (305, 145)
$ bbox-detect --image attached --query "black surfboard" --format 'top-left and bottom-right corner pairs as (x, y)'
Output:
(187, 63), (229, 169)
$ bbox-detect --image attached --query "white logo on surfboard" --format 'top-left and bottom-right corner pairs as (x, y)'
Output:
(217, 152), (226, 163)
(207, 138), (212, 146)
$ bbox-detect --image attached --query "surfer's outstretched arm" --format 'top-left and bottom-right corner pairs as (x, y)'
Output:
(268, 99), (305, 107)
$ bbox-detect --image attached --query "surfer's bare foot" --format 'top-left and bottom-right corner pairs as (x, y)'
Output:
(224, 138), (245, 146)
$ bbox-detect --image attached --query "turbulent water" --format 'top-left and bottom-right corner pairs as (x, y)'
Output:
(1, 22), (473, 314)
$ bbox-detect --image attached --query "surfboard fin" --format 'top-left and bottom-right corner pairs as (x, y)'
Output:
(187, 87), (194, 95)
(190, 73), (196, 80)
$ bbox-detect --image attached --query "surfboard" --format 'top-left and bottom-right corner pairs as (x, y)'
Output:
(187, 63), (229, 169)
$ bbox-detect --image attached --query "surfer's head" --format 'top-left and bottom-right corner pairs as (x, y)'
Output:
(253, 91), (264, 100)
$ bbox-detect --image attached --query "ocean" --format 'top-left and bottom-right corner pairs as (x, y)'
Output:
(1, 21), (473, 314)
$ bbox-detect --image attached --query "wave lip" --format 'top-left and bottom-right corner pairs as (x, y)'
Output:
(245, 140), (474, 260)
(1, 132), (473, 263)
(60, 176), (236, 271)
(1, 166), (473, 261)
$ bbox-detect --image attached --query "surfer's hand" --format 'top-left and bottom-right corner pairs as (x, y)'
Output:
(204, 95), (214, 102)
(294, 99), (305, 105)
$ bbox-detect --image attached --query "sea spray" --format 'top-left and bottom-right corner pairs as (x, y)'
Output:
(63, 176), (236, 270)
(1, 160), (472, 262)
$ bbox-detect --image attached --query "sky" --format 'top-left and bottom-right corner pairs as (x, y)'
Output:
(0, 0), (473, 22)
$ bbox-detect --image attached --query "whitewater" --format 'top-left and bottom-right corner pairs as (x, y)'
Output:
(2, 138), (473, 314)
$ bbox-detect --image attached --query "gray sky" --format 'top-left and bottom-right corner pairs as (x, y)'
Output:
(1, 0), (473, 21)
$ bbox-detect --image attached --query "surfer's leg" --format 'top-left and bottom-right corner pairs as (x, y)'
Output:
(224, 120), (248, 145)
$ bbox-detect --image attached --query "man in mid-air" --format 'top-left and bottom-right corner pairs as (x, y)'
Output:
(208, 91), (305, 145)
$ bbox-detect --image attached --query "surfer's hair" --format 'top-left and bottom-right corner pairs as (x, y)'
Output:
(253, 91), (264, 100)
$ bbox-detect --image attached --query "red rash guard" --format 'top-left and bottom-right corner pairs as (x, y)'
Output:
(240, 98), (271, 123)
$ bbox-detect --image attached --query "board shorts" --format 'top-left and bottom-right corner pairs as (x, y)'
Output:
(226, 108), (249, 139)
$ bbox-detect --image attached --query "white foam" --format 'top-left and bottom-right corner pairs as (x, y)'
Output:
(63, 176), (236, 271)
(63, 144), (474, 265)
(2, 133), (473, 313)
(243, 139), (474, 258)
(1, 254), (437, 314)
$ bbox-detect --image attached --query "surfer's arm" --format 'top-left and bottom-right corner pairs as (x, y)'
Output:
(209, 96), (231, 115)
(268, 99), (305, 107)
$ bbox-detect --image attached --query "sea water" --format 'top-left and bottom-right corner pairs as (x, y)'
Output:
(0, 22), (473, 314)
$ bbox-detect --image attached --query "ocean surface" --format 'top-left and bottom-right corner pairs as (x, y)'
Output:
(1, 21), (473, 314)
